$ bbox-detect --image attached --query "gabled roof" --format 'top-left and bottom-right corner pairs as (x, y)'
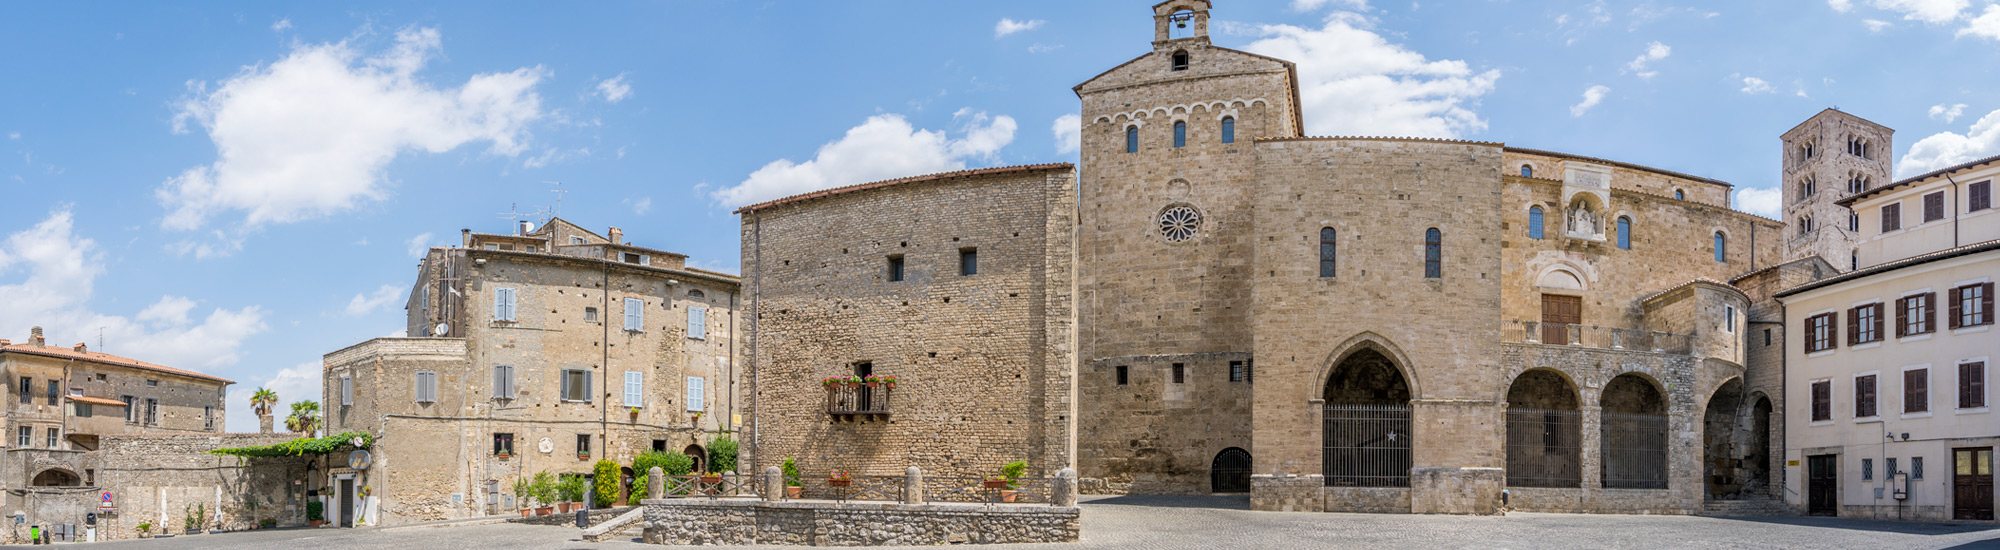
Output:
(1073, 43), (1305, 138)
(1776, 239), (2000, 299)
(0, 343), (234, 385)
(532, 217), (607, 242)
(734, 163), (1074, 214)
(1837, 153), (2000, 207)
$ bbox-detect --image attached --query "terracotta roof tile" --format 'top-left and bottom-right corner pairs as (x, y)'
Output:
(0, 344), (234, 385)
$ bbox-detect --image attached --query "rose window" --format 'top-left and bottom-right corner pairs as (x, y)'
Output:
(1158, 205), (1202, 243)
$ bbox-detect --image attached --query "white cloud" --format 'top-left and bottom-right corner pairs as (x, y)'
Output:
(1570, 85), (1610, 117)
(596, 73), (632, 103)
(1241, 12), (1500, 138)
(225, 361), (323, 433)
(1733, 187), (1782, 218)
(1930, 103), (1968, 123)
(1870, 0), (1969, 24)
(710, 110), (1017, 208)
(157, 27), (548, 233)
(1028, 43), (1063, 54)
(1740, 77), (1777, 94)
(1863, 19), (1894, 31)
(1829, 0), (1855, 12)
(1959, 5), (2000, 38)
(406, 232), (434, 258)
(6, 132), (17, 140)
(344, 283), (404, 316)
(1292, 0), (1370, 11)
(1898, 107), (2000, 177)
(994, 18), (1044, 37)
(271, 18), (292, 31)
(1053, 113), (1081, 155)
(1622, 41), (1671, 79)
(0, 209), (267, 370)
(630, 197), (653, 215)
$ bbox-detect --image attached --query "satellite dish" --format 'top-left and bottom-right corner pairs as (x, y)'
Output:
(434, 323), (450, 336)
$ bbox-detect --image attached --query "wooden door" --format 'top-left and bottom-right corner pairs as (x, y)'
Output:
(338, 478), (355, 527)
(1807, 454), (1838, 516)
(1956, 448), (1994, 520)
(1541, 295), (1581, 345)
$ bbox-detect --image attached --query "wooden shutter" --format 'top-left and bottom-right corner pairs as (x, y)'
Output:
(1897, 297), (1910, 337)
(1925, 192), (1945, 221)
(1985, 283), (1997, 326)
(1906, 369), (1928, 413)
(1965, 362), (1987, 409)
(688, 306), (707, 339)
(1857, 375), (1877, 418)
(1882, 203), (1900, 232)
(624, 298), (642, 331)
(686, 377), (705, 412)
(1830, 311), (1840, 348)
(1847, 307), (1860, 345)
(1971, 181), (1992, 211)
(493, 366), (505, 398)
(1952, 286), (1966, 329)
(1812, 381), (1831, 421)
(583, 371), (593, 403)
(1923, 292), (1938, 333)
(1871, 304), (1885, 343)
(559, 370), (570, 401)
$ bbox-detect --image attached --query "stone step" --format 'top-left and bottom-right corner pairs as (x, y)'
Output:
(1700, 499), (1796, 517)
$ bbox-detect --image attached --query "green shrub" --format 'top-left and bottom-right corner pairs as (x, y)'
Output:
(592, 460), (619, 507)
(781, 457), (802, 487)
(556, 473), (589, 503)
(530, 471), (559, 506)
(707, 436), (738, 474)
(629, 472), (652, 500)
(512, 476), (534, 507)
(305, 501), (324, 521)
(1001, 460), (1028, 490)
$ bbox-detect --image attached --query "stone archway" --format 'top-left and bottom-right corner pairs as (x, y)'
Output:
(1704, 378), (1746, 499)
(684, 444), (706, 473)
(1322, 348), (1412, 487)
(1505, 369), (1581, 488)
(32, 468), (80, 487)
(1601, 373), (1668, 489)
(1746, 394), (1774, 497)
(1211, 448), (1252, 493)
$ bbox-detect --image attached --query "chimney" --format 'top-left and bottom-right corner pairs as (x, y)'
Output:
(519, 220), (531, 236)
(73, 342), (87, 353)
(608, 227), (623, 245)
(461, 228), (472, 248)
(29, 326), (44, 347)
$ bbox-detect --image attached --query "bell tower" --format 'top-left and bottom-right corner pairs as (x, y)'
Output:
(1153, 1), (1211, 44)
(1779, 109), (1893, 271)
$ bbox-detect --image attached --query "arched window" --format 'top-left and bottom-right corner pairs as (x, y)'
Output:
(1171, 50), (1189, 71)
(1173, 121), (1186, 148)
(1713, 231), (1727, 262)
(1126, 126), (1138, 153)
(1801, 175), (1816, 197)
(1220, 117), (1235, 144)
(1521, 164), (1533, 178)
(1527, 206), (1545, 239)
(1319, 228), (1337, 278)
(1424, 228), (1442, 278)
(1616, 216), (1632, 249)
(1675, 189), (1685, 201)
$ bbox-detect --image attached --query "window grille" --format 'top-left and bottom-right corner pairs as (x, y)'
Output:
(1506, 408), (1581, 487)
(1424, 228), (1442, 278)
(1601, 412), (1668, 488)
(1221, 117), (1234, 144)
(1319, 228), (1337, 277)
(1323, 404), (1411, 487)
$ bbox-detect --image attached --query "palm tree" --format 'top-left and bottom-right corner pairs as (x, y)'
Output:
(285, 400), (322, 437)
(250, 388), (279, 433)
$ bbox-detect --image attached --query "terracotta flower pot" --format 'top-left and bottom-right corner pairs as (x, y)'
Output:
(1001, 490), (1018, 503)
(700, 475), (722, 484)
(866, 381), (880, 388)
(983, 479), (1009, 489)
(785, 486), (802, 498)
(520, 509), (531, 518)
(309, 520), (324, 528)
(535, 506), (553, 516)
(828, 479), (851, 487)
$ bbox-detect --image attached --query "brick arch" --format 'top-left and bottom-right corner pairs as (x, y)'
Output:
(1315, 331), (1422, 400)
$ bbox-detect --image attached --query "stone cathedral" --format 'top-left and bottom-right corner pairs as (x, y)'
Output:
(739, 1), (1865, 515)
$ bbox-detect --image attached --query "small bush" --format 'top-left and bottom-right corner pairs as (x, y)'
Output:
(556, 473), (589, 503)
(629, 472), (652, 500)
(1001, 460), (1028, 489)
(305, 501), (324, 521)
(512, 476), (534, 507)
(707, 436), (738, 473)
(530, 471), (559, 506)
(781, 457), (802, 487)
(592, 460), (619, 507)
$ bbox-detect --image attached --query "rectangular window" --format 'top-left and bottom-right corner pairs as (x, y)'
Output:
(483, 243), (499, 251)
(1725, 305), (1737, 332)
(1913, 456), (1925, 480)
(1115, 366), (1128, 386)
(493, 288), (518, 322)
(686, 376), (705, 412)
(1856, 374), (1878, 418)
(146, 379), (157, 387)
(17, 377), (29, 404)
(1852, 303), (1883, 344)
(624, 298), (643, 331)
(1811, 380), (1831, 421)
(1889, 457), (1900, 478)
(576, 434), (591, 458)
(1764, 328), (1772, 347)
(1971, 180), (1992, 212)
(493, 433), (514, 456)
(622, 252), (648, 265)
(1963, 361), (1988, 409)
(560, 369), (591, 402)
(492, 365), (516, 399)
(687, 306), (708, 340)
(887, 255), (904, 282)
(44, 380), (57, 406)
(415, 371), (437, 403)
(1906, 369), (1928, 414)
(1882, 203), (1901, 232)
(145, 398), (158, 425)
(584, 307), (599, 323)
(1863, 458), (1874, 480)
(1923, 191), (1946, 222)
(570, 236), (586, 244)
(15, 426), (27, 447)
(122, 395), (135, 422)
(1806, 312), (1837, 353)
(960, 247), (978, 276)
(1898, 293), (1935, 337)
(204, 406), (214, 431)
(75, 402), (91, 418)
(1952, 283), (1994, 328)
(1229, 361), (1245, 382)
(340, 376), (353, 406)
(46, 427), (57, 449)
(624, 371), (643, 407)
(1171, 363), (1185, 384)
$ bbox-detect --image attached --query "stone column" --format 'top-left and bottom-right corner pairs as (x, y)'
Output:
(259, 416), (273, 434)
(1054, 468), (1077, 507)
(647, 467), (664, 501)
(903, 467), (924, 505)
(763, 467), (783, 502)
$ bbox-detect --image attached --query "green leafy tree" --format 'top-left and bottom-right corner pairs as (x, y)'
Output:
(592, 460), (619, 507)
(781, 457), (802, 488)
(707, 436), (738, 474)
(284, 400), (321, 436)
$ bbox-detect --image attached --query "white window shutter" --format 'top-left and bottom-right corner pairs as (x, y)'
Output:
(625, 298), (642, 331)
(493, 366), (504, 398)
(504, 365), (515, 398)
(688, 306), (707, 339)
(341, 376), (353, 406)
(584, 370), (594, 403)
(686, 377), (705, 411)
(624, 371), (643, 406)
(494, 288), (517, 321)
(560, 370), (572, 401)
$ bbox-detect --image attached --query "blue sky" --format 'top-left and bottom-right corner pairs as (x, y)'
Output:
(4, 0), (1998, 431)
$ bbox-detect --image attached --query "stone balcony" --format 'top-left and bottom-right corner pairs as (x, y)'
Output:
(1502, 321), (1697, 356)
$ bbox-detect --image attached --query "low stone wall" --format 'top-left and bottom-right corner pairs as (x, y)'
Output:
(1411, 467), (1503, 515)
(1506, 487), (1695, 514)
(508, 506), (633, 526)
(640, 499), (1079, 546)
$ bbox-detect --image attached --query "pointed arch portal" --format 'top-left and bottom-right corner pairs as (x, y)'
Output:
(1322, 348), (1412, 487)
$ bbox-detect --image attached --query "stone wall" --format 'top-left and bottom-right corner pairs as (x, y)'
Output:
(1076, 352), (1251, 494)
(0, 433), (307, 544)
(740, 166), (1077, 480)
(640, 499), (1079, 546)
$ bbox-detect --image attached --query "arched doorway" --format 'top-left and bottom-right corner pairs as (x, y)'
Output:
(1746, 394), (1773, 497)
(32, 468), (80, 487)
(1704, 378), (1745, 498)
(1505, 369), (1581, 487)
(1602, 374), (1668, 489)
(1211, 448), (1252, 493)
(1322, 348), (1412, 487)
(620, 466), (636, 504)
(684, 444), (706, 474)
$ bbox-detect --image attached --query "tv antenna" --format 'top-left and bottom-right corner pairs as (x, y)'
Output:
(497, 203), (549, 234)
(543, 181), (567, 222)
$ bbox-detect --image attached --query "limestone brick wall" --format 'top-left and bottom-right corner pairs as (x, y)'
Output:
(640, 499), (1079, 546)
(1728, 258), (1832, 500)
(1503, 150), (1732, 208)
(740, 167), (1075, 481)
(1076, 352), (1250, 493)
(0, 433), (311, 543)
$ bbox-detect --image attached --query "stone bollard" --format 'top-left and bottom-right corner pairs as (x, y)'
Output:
(648, 467), (664, 501)
(904, 467), (924, 505)
(1054, 468), (1078, 507)
(763, 466), (783, 501)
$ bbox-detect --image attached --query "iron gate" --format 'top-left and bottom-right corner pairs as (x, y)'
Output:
(1602, 412), (1669, 489)
(1505, 408), (1582, 487)
(1323, 404), (1411, 487)
(1211, 448), (1252, 493)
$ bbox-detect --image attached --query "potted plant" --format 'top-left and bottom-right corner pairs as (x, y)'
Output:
(555, 474), (587, 513)
(306, 501), (325, 527)
(136, 523), (153, 539)
(782, 458), (803, 498)
(999, 461), (1027, 503)
(864, 375), (882, 388)
(259, 519), (276, 529)
(184, 502), (206, 534)
(827, 471), (852, 487)
(512, 476), (534, 517)
(878, 375), (897, 389)
(531, 472), (557, 515)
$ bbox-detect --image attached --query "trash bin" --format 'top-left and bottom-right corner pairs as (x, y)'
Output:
(575, 509), (590, 528)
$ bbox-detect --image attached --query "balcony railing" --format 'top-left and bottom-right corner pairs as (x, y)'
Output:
(825, 383), (893, 419)
(1502, 320), (1695, 355)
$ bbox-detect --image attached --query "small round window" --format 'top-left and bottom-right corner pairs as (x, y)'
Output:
(1158, 205), (1203, 243)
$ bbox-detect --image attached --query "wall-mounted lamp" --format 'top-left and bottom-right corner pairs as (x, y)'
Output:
(1900, 433), (1910, 440)
(474, 258), (487, 266)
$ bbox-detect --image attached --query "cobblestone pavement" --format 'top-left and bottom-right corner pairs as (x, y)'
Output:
(77, 495), (2000, 549)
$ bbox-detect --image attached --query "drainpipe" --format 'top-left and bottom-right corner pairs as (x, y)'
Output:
(1945, 174), (1961, 248)
(601, 256), (611, 457)
(750, 211), (762, 462)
